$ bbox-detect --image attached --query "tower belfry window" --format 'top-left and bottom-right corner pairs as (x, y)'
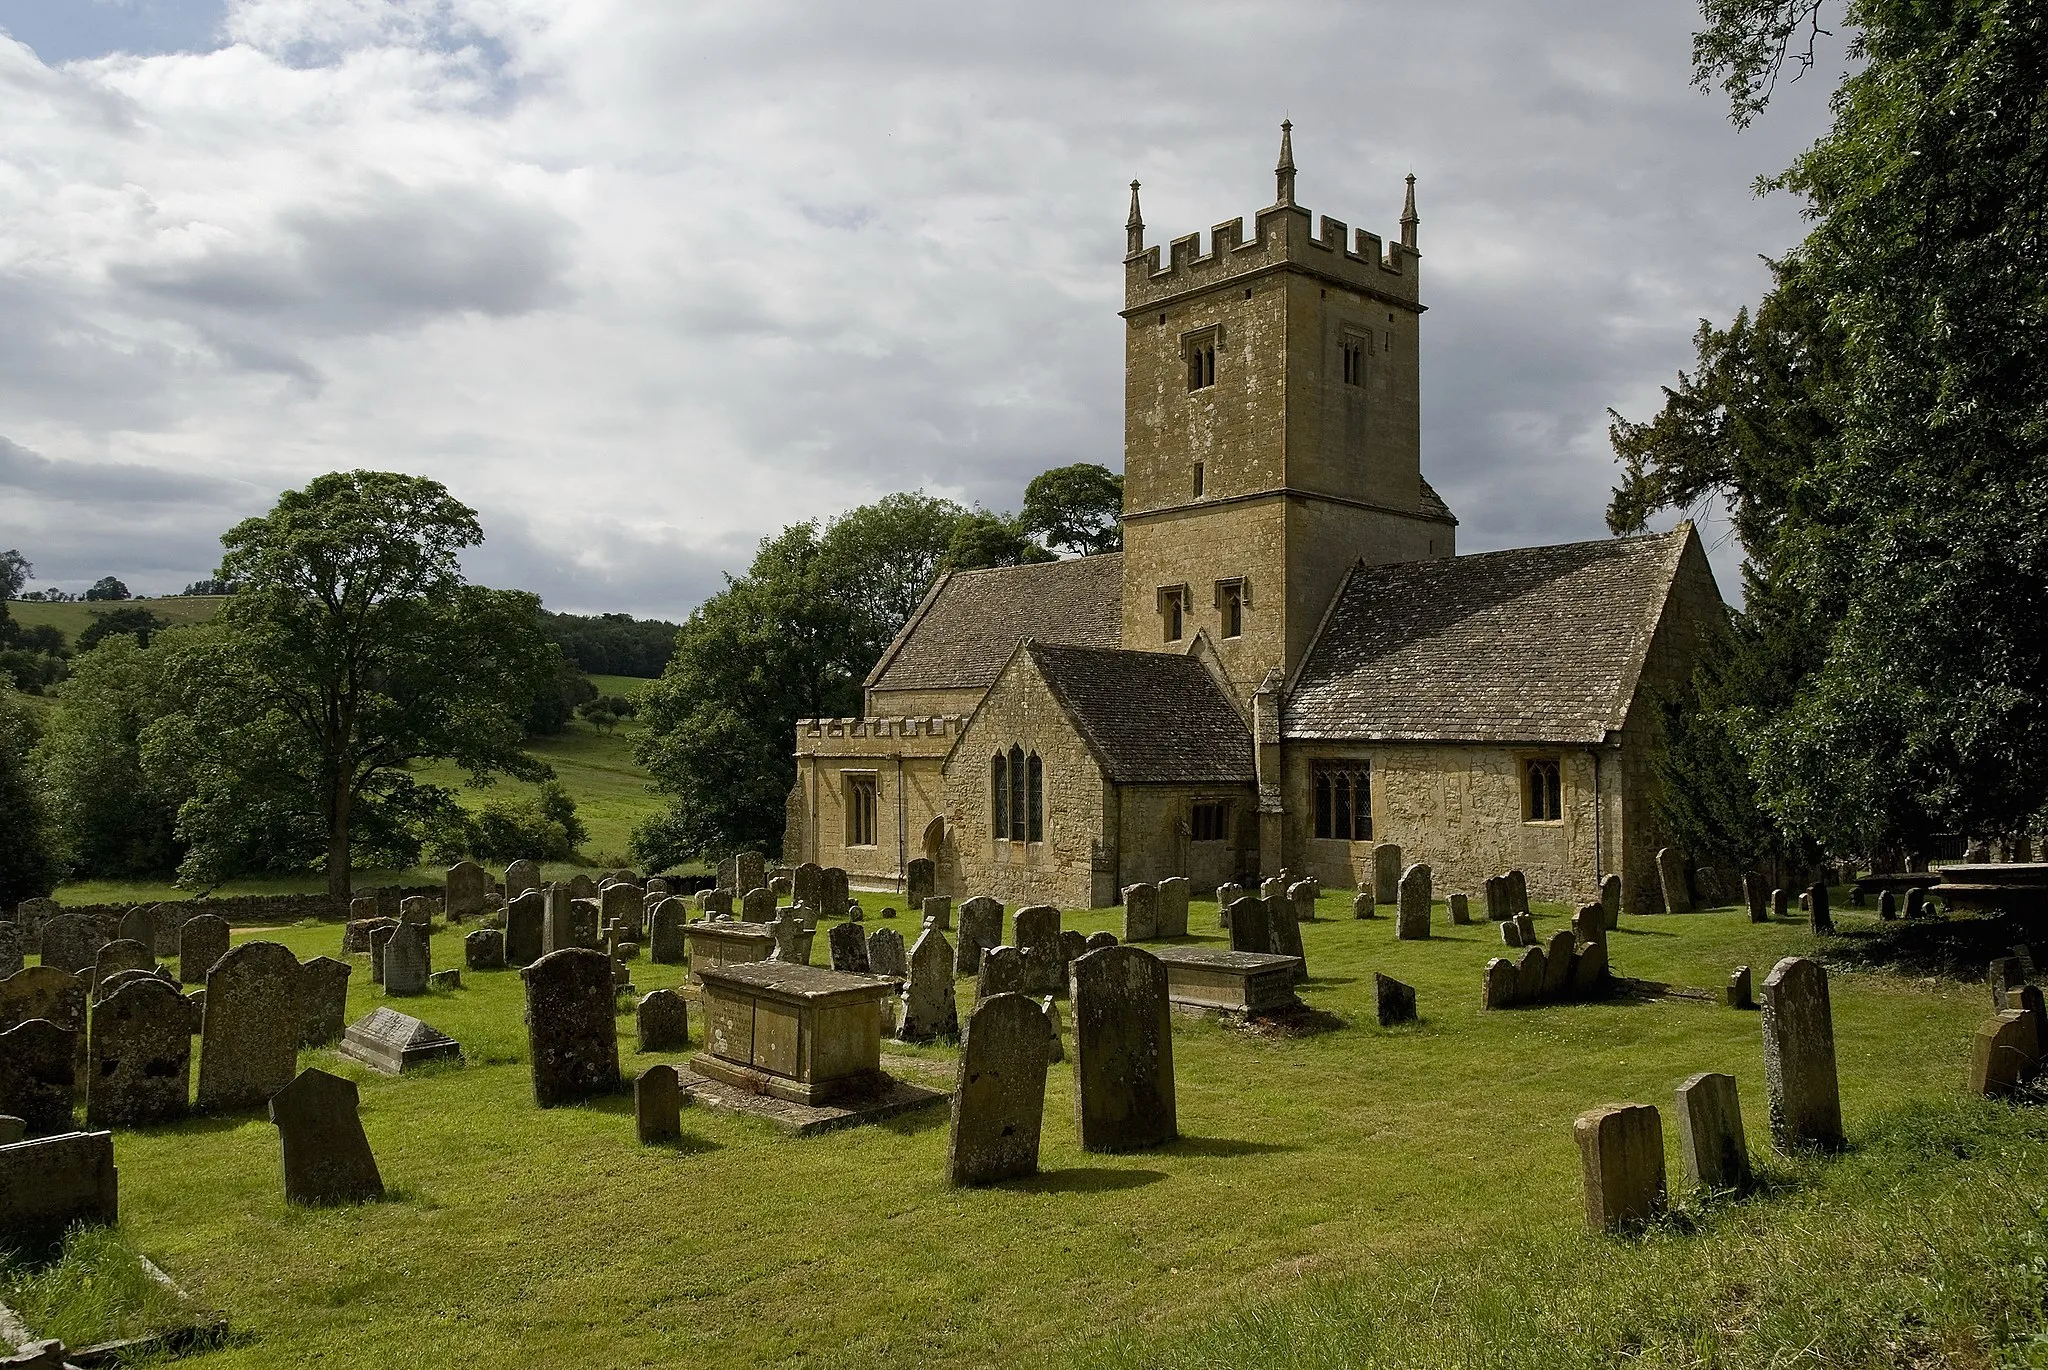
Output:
(1215, 578), (1246, 639)
(1158, 585), (1186, 643)
(1342, 336), (1367, 387)
(1182, 326), (1221, 392)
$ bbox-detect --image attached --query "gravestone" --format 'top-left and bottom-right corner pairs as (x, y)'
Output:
(504, 859), (540, 903)
(399, 896), (434, 928)
(116, 905), (155, 954)
(1288, 880), (1317, 930)
(178, 914), (229, 987)
(1601, 872), (1622, 928)
(368, 924), (395, 984)
(921, 895), (953, 932)
(1352, 892), (1375, 920)
(1373, 843), (1403, 906)
(1483, 875), (1508, 923)
(1447, 892), (1470, 926)
(38, 914), (102, 975)
(196, 941), (305, 1112)
(1482, 957), (1517, 1009)
(636, 1065), (683, 1145)
(505, 891), (545, 967)
(86, 978), (193, 1128)
(1085, 931), (1118, 952)
(1991, 955), (2028, 1008)
(792, 862), (824, 910)
(1227, 897), (1272, 955)
(427, 969), (461, 992)
(340, 917), (389, 955)
(867, 927), (908, 979)
(0, 1020), (75, 1136)
(906, 858), (936, 911)
(1972, 1009), (2040, 1098)
(734, 852), (766, 896)
(1772, 887), (1789, 920)
(1157, 878), (1190, 938)
(1122, 884), (1159, 943)
(1760, 956), (1843, 1152)
(957, 896), (1004, 975)
(828, 922), (871, 973)
(1676, 1071), (1752, 1192)
(568, 897), (604, 950)
(92, 939), (154, 997)
(383, 923), (430, 997)
(1656, 848), (1691, 914)
(565, 873), (599, 904)
(1904, 886), (1927, 919)
(1395, 864), (1432, 940)
(1572, 902), (1607, 950)
(1744, 873), (1769, 923)
(1878, 889), (1897, 921)
(898, 927), (958, 1043)
(1574, 1102), (1665, 1231)
(1260, 876), (1287, 906)
(299, 956), (353, 1046)
(1514, 946), (1546, 1003)
(445, 861), (487, 921)
(1807, 882), (1834, 936)
(602, 882), (643, 942)
(338, 1008), (461, 1073)
(1727, 964), (1754, 1010)
(767, 914), (808, 964)
(947, 992), (1053, 1186)
(821, 867), (850, 920)
(1374, 973), (1416, 1027)
(769, 876), (794, 900)
(0, 1129), (118, 1255)
(0, 925), (18, 978)
(636, 989), (690, 1053)
(0, 966), (87, 1045)
(269, 1068), (383, 1205)
(465, 928), (507, 971)
(349, 896), (378, 923)
(739, 887), (775, 923)
(699, 889), (733, 919)
(1058, 928), (1089, 968)
(976, 945), (1025, 999)
(1070, 946), (1176, 1153)
(1218, 882), (1244, 926)
(521, 948), (621, 1107)
(1267, 895), (1307, 980)
(1511, 912), (1536, 946)
(1507, 869), (1530, 917)
(1015, 905), (1064, 996)
(1501, 919), (1525, 949)
(647, 901), (686, 965)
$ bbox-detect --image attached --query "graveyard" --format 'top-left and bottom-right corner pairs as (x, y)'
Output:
(6, 872), (2041, 1368)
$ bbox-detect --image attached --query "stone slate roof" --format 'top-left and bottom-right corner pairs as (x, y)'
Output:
(1027, 641), (1255, 785)
(1418, 477), (1457, 524)
(1284, 529), (1692, 744)
(866, 553), (1124, 694)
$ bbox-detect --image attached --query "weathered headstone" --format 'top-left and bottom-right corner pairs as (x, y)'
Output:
(976, 945), (1025, 999)
(867, 927), (908, 979)
(1656, 848), (1691, 914)
(1574, 1102), (1666, 1231)
(1772, 887), (1789, 920)
(1501, 919), (1525, 949)
(1507, 869), (1530, 917)
(1760, 956), (1843, 1152)
(444, 861), (487, 921)
(898, 927), (958, 1043)
(1373, 843), (1403, 906)
(921, 895), (953, 932)
(1807, 882), (1834, 936)
(1741, 872), (1767, 924)
(368, 924), (396, 985)
(565, 873), (599, 904)
(768, 875), (794, 900)
(1600, 872), (1622, 928)
(1972, 1008), (2041, 1098)
(521, 948), (621, 1107)
(349, 895), (378, 923)
(1058, 928), (1090, 969)
(1570, 937), (1609, 998)
(427, 969), (461, 992)
(465, 928), (507, 971)
(1288, 880), (1318, 931)
(792, 862), (824, 911)
(504, 859), (540, 904)
(957, 896), (1004, 975)
(1070, 946), (1176, 1153)
(698, 888), (733, 919)
(337, 1007), (460, 1073)
(602, 882), (643, 942)
(1991, 955), (2028, 1008)
(91, 939), (154, 997)
(1266, 895), (1307, 980)
(1122, 883), (1159, 943)
(1157, 878), (1191, 938)
(1014, 905), (1064, 996)
(0, 924), (19, 979)
(734, 887), (772, 925)
(636, 989), (690, 1053)
(383, 923), (430, 997)
(636, 1064), (683, 1145)
(820, 867), (850, 921)
(398, 896), (434, 928)
(734, 852), (766, 896)
(1084, 931), (1119, 952)
(177, 914), (229, 987)
(1514, 946), (1546, 1003)
(1511, 912), (1536, 946)
(1395, 863), (1431, 940)
(1218, 882), (1244, 926)
(1483, 875), (1508, 922)
(195, 941), (303, 1112)
(0, 966), (87, 1046)
(1446, 892), (1470, 926)
(906, 857), (935, 910)
(828, 921), (871, 973)
(1674, 1071), (1752, 1191)
(1482, 957), (1518, 1010)
(1542, 929), (1576, 1000)
(646, 900), (685, 965)
(115, 905), (156, 954)
(0, 1020), (75, 1136)
(85, 978), (194, 1128)
(299, 956), (352, 1046)
(1727, 964), (1754, 1010)
(269, 1067), (383, 1205)
(767, 913), (809, 964)
(38, 914), (102, 976)
(1904, 886), (1927, 919)
(568, 897), (604, 950)
(1374, 972), (1416, 1027)
(1260, 875), (1287, 906)
(947, 992), (1053, 1186)
(1227, 897), (1271, 955)
(505, 890), (545, 967)
(1878, 888), (1897, 921)
(0, 1128), (118, 1254)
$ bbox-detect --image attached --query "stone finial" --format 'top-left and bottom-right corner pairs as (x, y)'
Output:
(1400, 172), (1419, 249)
(1275, 120), (1297, 206)
(1126, 180), (1145, 258)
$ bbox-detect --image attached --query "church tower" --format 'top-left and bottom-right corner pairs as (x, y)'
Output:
(1118, 124), (1455, 699)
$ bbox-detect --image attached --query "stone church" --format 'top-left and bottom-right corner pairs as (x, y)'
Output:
(784, 126), (1726, 917)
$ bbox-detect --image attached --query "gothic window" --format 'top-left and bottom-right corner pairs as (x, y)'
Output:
(1008, 745), (1027, 842)
(1183, 327), (1220, 391)
(1312, 762), (1372, 840)
(1159, 586), (1185, 643)
(1341, 335), (1367, 386)
(1191, 799), (1230, 843)
(1525, 758), (1563, 823)
(991, 752), (1009, 839)
(1215, 579), (1245, 639)
(1026, 754), (1044, 842)
(843, 772), (878, 847)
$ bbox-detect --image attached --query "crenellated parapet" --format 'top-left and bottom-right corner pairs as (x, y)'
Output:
(794, 714), (970, 759)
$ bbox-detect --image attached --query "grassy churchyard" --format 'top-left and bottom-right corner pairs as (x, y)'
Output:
(17, 886), (2048, 1368)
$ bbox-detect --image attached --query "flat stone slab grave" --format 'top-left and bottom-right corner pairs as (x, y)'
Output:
(692, 960), (906, 1107)
(682, 921), (776, 984)
(336, 1007), (463, 1076)
(676, 1056), (949, 1137)
(1150, 946), (1304, 1014)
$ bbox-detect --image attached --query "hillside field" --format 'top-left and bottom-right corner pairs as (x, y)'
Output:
(6, 596), (229, 644)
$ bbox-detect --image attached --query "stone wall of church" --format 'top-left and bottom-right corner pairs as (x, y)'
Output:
(788, 717), (961, 892)
(1115, 785), (1258, 895)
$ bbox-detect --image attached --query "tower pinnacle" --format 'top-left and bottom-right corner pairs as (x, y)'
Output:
(1126, 180), (1144, 257)
(1275, 120), (1296, 207)
(1400, 172), (1419, 250)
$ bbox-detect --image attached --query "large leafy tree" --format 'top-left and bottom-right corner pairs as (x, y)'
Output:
(1613, 0), (2048, 856)
(37, 634), (184, 878)
(0, 678), (59, 905)
(1022, 463), (1123, 555)
(145, 472), (559, 898)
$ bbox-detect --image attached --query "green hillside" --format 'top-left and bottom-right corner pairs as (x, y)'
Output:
(6, 596), (228, 646)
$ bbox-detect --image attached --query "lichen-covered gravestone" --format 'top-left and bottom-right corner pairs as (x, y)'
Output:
(648, 901), (686, 965)
(792, 862), (824, 911)
(897, 926), (958, 1043)
(1675, 1071), (1751, 1192)
(1071, 945), (1176, 1153)
(1573, 1102), (1665, 1231)
(1121, 884), (1159, 943)
(38, 914), (103, 976)
(116, 906), (156, 954)
(1157, 878), (1190, 938)
(867, 927), (908, 980)
(178, 914), (229, 987)
(384, 924), (430, 997)
(1227, 897), (1271, 955)
(505, 891), (545, 967)
(956, 896), (1004, 975)
(828, 921), (871, 974)
(86, 977), (194, 1128)
(520, 948), (621, 1107)
(602, 882), (643, 942)
(734, 852), (766, 896)
(636, 989), (689, 1053)
(504, 859), (540, 904)
(269, 1067), (383, 1205)
(947, 992), (1054, 1186)
(445, 860), (488, 921)
(921, 896), (953, 932)
(1373, 844), (1403, 907)
(299, 956), (352, 1047)
(1760, 956), (1843, 1152)
(1656, 848), (1691, 914)
(636, 1065), (683, 1145)
(1396, 864), (1432, 940)
(1266, 895), (1307, 980)
(0, 1019), (76, 1136)
(465, 928), (507, 972)
(196, 941), (306, 1113)
(1015, 905), (1064, 996)
(92, 939), (154, 998)
(906, 858), (936, 910)
(976, 946), (1025, 999)
(399, 896), (435, 928)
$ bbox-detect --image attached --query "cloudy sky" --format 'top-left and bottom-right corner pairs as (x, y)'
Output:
(0, 0), (1845, 617)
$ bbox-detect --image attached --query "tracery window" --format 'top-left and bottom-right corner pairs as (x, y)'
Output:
(1313, 763), (1372, 840)
(1525, 757), (1563, 823)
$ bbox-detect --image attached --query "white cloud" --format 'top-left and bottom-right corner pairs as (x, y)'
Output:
(0, 0), (1847, 611)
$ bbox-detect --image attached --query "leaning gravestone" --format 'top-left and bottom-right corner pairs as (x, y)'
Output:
(1601, 872), (1622, 928)
(196, 941), (305, 1112)
(1374, 972), (1417, 1027)
(1396, 864), (1432, 940)
(957, 896), (1004, 975)
(1373, 843), (1403, 907)
(299, 956), (353, 1046)
(384, 923), (430, 997)
(647, 901), (686, 965)
(828, 921), (871, 974)
(0, 1020), (76, 1136)
(867, 927), (908, 980)
(178, 914), (230, 987)
(92, 939), (154, 997)
(1070, 945), (1176, 1153)
(1744, 872), (1769, 923)
(85, 978), (193, 1128)
(445, 860), (488, 921)
(636, 1065), (683, 1145)
(39, 914), (102, 976)
(906, 858), (936, 911)
(947, 992), (1054, 1186)
(1085, 931), (1119, 952)
(1266, 895), (1307, 980)
(898, 926), (958, 1043)
(1727, 964), (1754, 1010)
(269, 1067), (383, 1205)
(505, 891), (545, 967)
(1675, 1071), (1752, 1192)
(520, 948), (621, 1107)
(1157, 878), (1190, 938)
(1656, 847), (1691, 914)
(1808, 881), (1834, 936)
(465, 928), (507, 971)
(1760, 956), (1843, 1152)
(1574, 1102), (1665, 1231)
(504, 859), (541, 903)
(1122, 884), (1159, 943)
(1227, 897), (1272, 955)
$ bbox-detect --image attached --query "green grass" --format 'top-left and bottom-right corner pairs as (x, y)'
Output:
(0, 1226), (197, 1352)
(24, 891), (2045, 1367)
(6, 596), (227, 647)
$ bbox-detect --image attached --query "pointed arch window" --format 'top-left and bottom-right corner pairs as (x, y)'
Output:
(1008, 745), (1026, 841)
(1026, 753), (1044, 843)
(993, 747), (1045, 842)
(992, 752), (1009, 839)
(1525, 758), (1563, 823)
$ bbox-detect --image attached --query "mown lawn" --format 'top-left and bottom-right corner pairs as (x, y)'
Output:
(17, 889), (2041, 1368)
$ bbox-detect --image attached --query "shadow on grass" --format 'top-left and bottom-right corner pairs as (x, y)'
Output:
(652, 1134), (725, 1157)
(1612, 925), (1681, 938)
(1165, 1135), (1298, 1158)
(878, 1107), (951, 1139)
(1007, 1168), (1168, 1194)
(1825, 911), (2040, 979)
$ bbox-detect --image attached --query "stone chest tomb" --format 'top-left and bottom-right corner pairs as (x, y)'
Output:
(1149, 946), (1302, 1014)
(683, 920), (776, 983)
(692, 961), (901, 1106)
